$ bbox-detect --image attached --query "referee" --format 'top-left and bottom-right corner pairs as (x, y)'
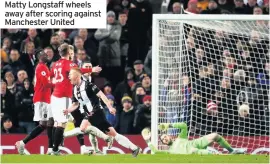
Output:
(64, 68), (141, 157)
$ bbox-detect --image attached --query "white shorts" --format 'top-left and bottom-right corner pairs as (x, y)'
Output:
(33, 102), (52, 121)
(51, 95), (72, 123)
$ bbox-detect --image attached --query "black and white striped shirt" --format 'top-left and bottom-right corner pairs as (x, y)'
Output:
(72, 80), (103, 114)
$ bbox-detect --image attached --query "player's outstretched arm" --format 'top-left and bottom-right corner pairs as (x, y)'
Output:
(80, 66), (102, 74)
(159, 122), (188, 139)
(96, 91), (116, 115)
(141, 128), (168, 154)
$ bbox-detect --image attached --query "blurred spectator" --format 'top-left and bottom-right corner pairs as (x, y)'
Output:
(57, 30), (70, 44)
(82, 61), (93, 82)
(140, 74), (151, 95)
(16, 70), (28, 88)
(253, 6), (263, 14)
(217, 0), (233, 14)
(133, 60), (146, 82)
(49, 33), (61, 57)
(1, 116), (24, 134)
(170, 2), (183, 14)
(197, 0), (210, 12)
(1, 49), (9, 67)
(74, 49), (89, 68)
(133, 95), (151, 133)
(186, 0), (199, 14)
(20, 41), (36, 80)
(78, 29), (98, 65)
(2, 37), (12, 55)
(245, 0), (258, 14)
(119, 12), (129, 70)
(233, 0), (246, 14)
(20, 29), (41, 52)
(115, 95), (136, 134)
(3, 29), (26, 50)
(1, 80), (17, 125)
(114, 67), (136, 107)
(104, 94), (117, 127)
(95, 11), (122, 88)
(15, 78), (35, 133)
(120, 0), (131, 14)
(103, 81), (113, 95)
(144, 48), (152, 75)
(201, 0), (221, 14)
(44, 47), (58, 68)
(127, 0), (152, 66)
(4, 71), (21, 95)
(2, 49), (26, 77)
(132, 83), (146, 106)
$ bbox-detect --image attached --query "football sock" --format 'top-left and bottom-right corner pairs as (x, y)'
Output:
(52, 127), (56, 140)
(47, 126), (54, 148)
(53, 127), (64, 152)
(115, 133), (137, 151)
(85, 126), (109, 141)
(216, 136), (234, 153)
(23, 125), (45, 144)
(64, 128), (83, 138)
(77, 134), (85, 146)
(89, 134), (99, 152)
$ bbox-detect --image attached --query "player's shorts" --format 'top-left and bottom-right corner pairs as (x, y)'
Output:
(51, 95), (71, 123)
(33, 102), (52, 121)
(71, 108), (84, 127)
(189, 136), (210, 149)
(86, 109), (112, 133)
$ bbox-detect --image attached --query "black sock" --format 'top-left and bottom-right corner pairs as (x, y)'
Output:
(23, 125), (45, 144)
(76, 134), (84, 146)
(47, 126), (53, 148)
(52, 127), (56, 138)
(53, 127), (64, 152)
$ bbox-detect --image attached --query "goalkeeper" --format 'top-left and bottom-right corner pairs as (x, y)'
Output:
(142, 122), (246, 154)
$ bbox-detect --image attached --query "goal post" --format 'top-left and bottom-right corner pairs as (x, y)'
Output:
(151, 14), (270, 153)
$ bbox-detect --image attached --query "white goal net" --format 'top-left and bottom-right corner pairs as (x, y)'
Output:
(151, 15), (270, 154)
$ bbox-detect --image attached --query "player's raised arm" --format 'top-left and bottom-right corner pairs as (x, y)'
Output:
(159, 122), (188, 139)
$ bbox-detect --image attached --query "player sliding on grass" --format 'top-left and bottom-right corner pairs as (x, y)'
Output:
(141, 122), (246, 154)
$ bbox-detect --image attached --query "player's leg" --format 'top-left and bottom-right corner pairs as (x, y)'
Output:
(16, 102), (48, 155)
(206, 133), (245, 154)
(46, 117), (54, 154)
(51, 96), (69, 155)
(106, 127), (141, 157)
(71, 110), (86, 152)
(88, 109), (140, 157)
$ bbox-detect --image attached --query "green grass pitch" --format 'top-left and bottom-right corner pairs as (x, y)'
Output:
(1, 154), (269, 163)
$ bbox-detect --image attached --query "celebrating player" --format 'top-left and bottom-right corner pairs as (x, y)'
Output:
(64, 61), (108, 155)
(63, 68), (141, 157)
(141, 122), (246, 154)
(50, 43), (101, 155)
(16, 51), (55, 155)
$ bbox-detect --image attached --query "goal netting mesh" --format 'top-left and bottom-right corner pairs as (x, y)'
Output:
(152, 16), (270, 154)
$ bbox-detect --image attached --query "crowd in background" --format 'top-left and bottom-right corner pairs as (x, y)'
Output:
(1, 0), (269, 136)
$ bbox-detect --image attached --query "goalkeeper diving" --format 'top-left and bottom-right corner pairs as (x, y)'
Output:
(141, 122), (246, 154)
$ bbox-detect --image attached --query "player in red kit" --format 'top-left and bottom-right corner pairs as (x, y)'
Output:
(16, 51), (55, 155)
(50, 43), (102, 155)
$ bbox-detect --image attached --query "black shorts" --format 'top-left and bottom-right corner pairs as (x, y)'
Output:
(85, 109), (112, 133)
(71, 108), (84, 127)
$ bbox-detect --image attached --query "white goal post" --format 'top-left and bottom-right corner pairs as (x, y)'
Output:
(151, 14), (270, 154)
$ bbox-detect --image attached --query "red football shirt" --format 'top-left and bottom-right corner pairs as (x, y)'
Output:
(33, 63), (53, 103)
(51, 59), (77, 98)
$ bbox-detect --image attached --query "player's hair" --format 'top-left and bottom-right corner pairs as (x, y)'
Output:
(70, 67), (82, 74)
(58, 43), (70, 57)
(69, 45), (74, 51)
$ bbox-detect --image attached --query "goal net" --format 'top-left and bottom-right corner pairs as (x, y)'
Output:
(151, 14), (270, 154)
